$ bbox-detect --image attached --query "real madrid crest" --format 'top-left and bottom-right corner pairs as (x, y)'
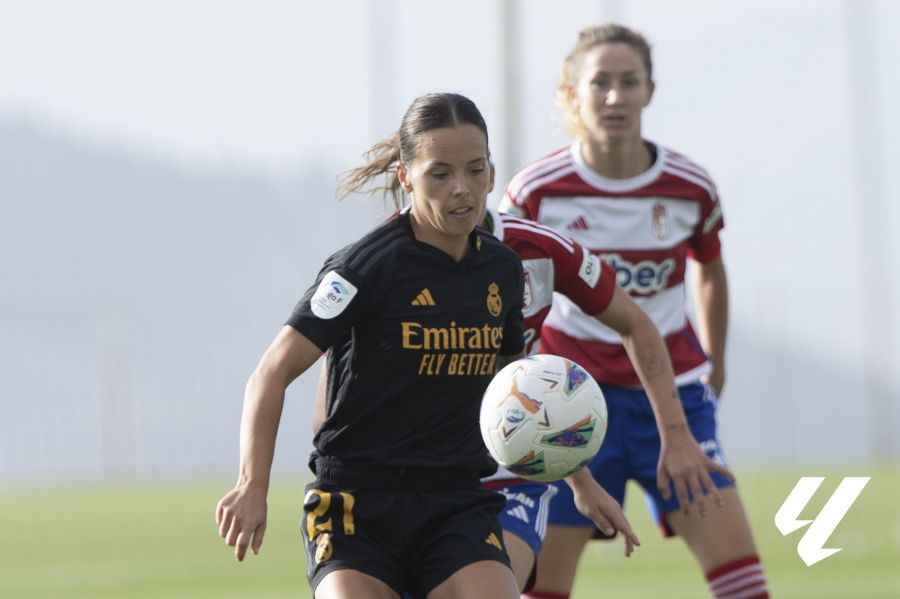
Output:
(314, 532), (333, 563)
(487, 282), (502, 317)
(651, 202), (668, 240)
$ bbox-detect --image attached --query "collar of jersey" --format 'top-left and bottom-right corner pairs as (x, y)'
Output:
(569, 140), (667, 192)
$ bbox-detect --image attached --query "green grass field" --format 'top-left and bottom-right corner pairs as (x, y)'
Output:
(2, 467), (899, 598)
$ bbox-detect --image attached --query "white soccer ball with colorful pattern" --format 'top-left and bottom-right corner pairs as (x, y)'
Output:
(479, 354), (608, 483)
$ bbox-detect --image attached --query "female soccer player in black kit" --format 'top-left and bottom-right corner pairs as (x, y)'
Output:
(216, 93), (526, 599)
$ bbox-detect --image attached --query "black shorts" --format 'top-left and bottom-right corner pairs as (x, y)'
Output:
(300, 478), (509, 597)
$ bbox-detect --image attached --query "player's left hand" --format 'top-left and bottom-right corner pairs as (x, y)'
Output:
(566, 468), (640, 556)
(657, 429), (734, 516)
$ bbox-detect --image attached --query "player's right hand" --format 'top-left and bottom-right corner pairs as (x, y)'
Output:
(566, 467), (640, 556)
(215, 482), (268, 562)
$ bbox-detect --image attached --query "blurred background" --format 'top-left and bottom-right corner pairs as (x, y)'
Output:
(1, 0), (898, 597)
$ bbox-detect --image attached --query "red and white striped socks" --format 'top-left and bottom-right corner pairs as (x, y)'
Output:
(706, 555), (769, 599)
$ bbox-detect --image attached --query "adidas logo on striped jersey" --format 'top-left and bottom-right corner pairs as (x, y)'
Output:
(411, 288), (436, 306)
(485, 532), (503, 550)
(506, 505), (530, 524)
(566, 215), (588, 230)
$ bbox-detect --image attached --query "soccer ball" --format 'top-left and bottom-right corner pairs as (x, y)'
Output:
(479, 354), (607, 483)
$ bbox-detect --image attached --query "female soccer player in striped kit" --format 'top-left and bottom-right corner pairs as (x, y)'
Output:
(477, 206), (729, 593)
(503, 23), (769, 599)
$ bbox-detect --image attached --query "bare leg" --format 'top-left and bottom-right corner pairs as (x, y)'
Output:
(315, 569), (401, 599)
(530, 525), (594, 595)
(664, 487), (759, 572)
(427, 560), (518, 599)
(503, 530), (536, 592)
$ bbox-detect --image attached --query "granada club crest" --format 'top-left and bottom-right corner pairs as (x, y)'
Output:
(651, 202), (668, 240)
(487, 282), (502, 317)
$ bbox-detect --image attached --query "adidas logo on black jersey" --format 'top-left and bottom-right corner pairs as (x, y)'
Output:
(411, 288), (436, 306)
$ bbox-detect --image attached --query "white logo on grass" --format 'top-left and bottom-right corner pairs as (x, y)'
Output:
(311, 271), (357, 319)
(774, 477), (869, 566)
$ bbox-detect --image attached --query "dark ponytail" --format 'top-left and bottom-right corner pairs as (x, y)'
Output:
(337, 92), (489, 207)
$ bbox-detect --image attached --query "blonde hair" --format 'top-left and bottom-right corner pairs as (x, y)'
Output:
(337, 93), (490, 209)
(556, 23), (653, 138)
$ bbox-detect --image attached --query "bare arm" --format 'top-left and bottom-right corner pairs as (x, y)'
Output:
(216, 326), (323, 561)
(595, 285), (732, 514)
(691, 254), (728, 397)
(597, 285), (685, 432)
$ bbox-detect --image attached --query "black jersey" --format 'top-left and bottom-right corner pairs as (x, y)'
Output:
(288, 212), (525, 474)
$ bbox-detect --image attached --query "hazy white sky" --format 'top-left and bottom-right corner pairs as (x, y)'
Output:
(0, 1), (374, 171)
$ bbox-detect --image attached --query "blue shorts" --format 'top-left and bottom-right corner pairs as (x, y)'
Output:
(546, 381), (734, 536)
(491, 480), (558, 556)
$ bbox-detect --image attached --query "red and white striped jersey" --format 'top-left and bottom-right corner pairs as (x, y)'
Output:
(500, 142), (725, 387)
(487, 207), (616, 355)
